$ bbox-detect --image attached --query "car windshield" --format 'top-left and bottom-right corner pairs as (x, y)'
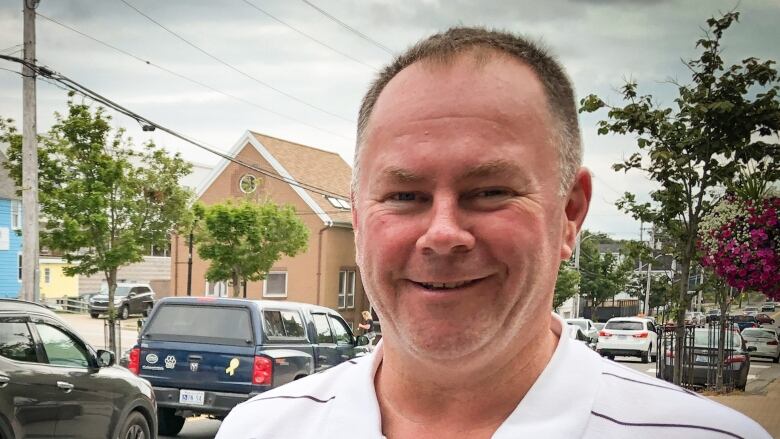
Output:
(693, 329), (741, 348)
(143, 304), (253, 346)
(605, 321), (643, 331)
(742, 329), (775, 339)
(114, 286), (132, 296)
(567, 321), (587, 330)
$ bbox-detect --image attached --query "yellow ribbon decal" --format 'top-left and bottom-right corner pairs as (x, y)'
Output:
(225, 358), (240, 376)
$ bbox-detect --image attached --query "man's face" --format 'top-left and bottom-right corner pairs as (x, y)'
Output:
(354, 53), (579, 361)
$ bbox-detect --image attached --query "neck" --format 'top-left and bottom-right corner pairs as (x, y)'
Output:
(375, 315), (559, 438)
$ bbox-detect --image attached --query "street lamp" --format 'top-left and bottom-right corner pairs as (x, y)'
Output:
(572, 232), (599, 318)
(637, 253), (670, 315)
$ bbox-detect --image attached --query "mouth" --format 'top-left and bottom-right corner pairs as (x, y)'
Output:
(411, 277), (486, 291)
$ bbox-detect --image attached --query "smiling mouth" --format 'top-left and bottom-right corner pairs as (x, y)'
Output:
(413, 278), (484, 291)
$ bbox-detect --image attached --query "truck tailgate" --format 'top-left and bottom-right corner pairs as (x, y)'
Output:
(139, 340), (256, 394)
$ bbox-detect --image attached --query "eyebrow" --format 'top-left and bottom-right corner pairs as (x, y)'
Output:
(377, 159), (531, 185)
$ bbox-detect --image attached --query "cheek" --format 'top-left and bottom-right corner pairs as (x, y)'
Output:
(359, 212), (419, 272)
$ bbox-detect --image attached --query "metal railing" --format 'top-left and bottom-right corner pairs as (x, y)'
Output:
(656, 320), (740, 391)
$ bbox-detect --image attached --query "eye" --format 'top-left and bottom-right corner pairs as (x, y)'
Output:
(391, 192), (418, 202)
(475, 189), (512, 198)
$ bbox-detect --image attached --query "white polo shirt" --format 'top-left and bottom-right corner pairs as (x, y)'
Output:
(217, 313), (770, 438)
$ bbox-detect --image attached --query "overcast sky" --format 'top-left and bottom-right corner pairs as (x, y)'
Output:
(0, 0), (777, 240)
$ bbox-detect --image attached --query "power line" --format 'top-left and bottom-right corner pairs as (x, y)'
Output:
(0, 54), (351, 201)
(299, 0), (394, 55)
(35, 12), (350, 141)
(241, 0), (377, 71)
(118, 0), (353, 123)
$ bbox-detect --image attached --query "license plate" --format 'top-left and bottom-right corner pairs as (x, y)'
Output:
(179, 389), (205, 405)
(695, 355), (709, 363)
(617, 335), (627, 340)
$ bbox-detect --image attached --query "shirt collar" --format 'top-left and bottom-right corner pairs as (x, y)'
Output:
(328, 313), (602, 438)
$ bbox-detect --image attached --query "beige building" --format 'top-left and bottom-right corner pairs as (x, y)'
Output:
(170, 131), (368, 328)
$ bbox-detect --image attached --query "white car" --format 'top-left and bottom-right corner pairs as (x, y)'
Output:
(597, 317), (659, 363)
(564, 318), (598, 344)
(741, 328), (780, 363)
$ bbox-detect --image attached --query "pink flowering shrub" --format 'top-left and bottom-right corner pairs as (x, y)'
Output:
(699, 196), (780, 300)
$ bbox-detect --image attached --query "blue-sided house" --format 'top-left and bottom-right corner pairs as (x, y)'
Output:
(0, 151), (22, 298)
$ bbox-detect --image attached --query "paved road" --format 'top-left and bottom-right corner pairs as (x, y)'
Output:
(161, 418), (222, 439)
(58, 311), (142, 354)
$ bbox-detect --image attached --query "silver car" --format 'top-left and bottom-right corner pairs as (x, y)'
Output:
(565, 318), (598, 344)
(741, 328), (780, 363)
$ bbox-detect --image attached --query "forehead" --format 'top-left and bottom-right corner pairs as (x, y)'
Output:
(365, 52), (554, 146)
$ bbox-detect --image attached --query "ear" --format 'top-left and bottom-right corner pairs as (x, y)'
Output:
(560, 168), (592, 260)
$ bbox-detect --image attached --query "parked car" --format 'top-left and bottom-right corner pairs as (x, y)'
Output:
(684, 311), (705, 327)
(564, 318), (598, 344)
(128, 297), (370, 436)
(761, 302), (776, 312)
(729, 314), (759, 331)
(0, 299), (157, 439)
(705, 309), (722, 324)
(89, 281), (156, 319)
(596, 317), (659, 363)
(659, 328), (754, 390)
(756, 313), (776, 325)
(594, 322), (606, 332)
(740, 328), (780, 363)
(743, 306), (760, 316)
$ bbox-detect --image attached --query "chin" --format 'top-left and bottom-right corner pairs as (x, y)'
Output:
(398, 317), (497, 362)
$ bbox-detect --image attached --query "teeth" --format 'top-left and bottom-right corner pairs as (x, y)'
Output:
(420, 280), (472, 289)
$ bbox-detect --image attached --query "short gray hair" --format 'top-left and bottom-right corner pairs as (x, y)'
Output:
(352, 26), (582, 198)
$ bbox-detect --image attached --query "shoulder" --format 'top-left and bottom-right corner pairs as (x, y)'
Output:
(588, 359), (770, 438)
(216, 355), (370, 438)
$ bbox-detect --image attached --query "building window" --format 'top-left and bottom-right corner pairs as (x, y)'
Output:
(17, 254), (22, 281)
(338, 270), (356, 309)
(325, 196), (351, 210)
(263, 272), (287, 298)
(150, 242), (170, 257)
(44, 268), (50, 284)
(11, 200), (22, 230)
(205, 281), (228, 297)
(239, 174), (258, 194)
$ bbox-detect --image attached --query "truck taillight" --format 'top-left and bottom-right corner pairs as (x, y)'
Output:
(767, 340), (778, 346)
(128, 347), (140, 375)
(633, 332), (649, 338)
(253, 356), (273, 385)
(725, 355), (747, 364)
(599, 331), (611, 337)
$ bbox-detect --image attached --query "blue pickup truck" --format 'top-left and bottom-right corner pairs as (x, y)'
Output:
(125, 296), (370, 436)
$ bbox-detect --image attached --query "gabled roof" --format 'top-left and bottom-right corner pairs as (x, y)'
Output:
(0, 151), (19, 200)
(196, 131), (353, 227)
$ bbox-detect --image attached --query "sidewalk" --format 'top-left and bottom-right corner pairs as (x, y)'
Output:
(708, 373), (780, 436)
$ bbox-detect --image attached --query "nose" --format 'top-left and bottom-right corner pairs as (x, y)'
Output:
(416, 195), (475, 255)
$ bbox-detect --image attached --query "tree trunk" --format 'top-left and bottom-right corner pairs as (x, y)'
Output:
(716, 285), (730, 391)
(232, 270), (240, 298)
(106, 269), (117, 354)
(673, 257), (691, 386)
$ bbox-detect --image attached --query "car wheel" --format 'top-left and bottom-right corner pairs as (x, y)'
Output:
(606, 355), (615, 361)
(774, 354), (779, 364)
(641, 347), (651, 364)
(120, 411), (150, 439)
(142, 303), (153, 317)
(157, 408), (185, 437)
(650, 345), (657, 363)
(90, 313), (99, 319)
(119, 305), (130, 320)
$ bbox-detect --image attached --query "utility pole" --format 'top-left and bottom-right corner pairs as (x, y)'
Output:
(21, 0), (40, 303)
(573, 232), (581, 318)
(644, 224), (654, 315)
(186, 230), (193, 296)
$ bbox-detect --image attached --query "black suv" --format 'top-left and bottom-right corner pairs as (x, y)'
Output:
(89, 282), (156, 319)
(0, 299), (157, 439)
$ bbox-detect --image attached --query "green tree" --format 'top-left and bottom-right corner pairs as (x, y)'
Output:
(2, 97), (193, 353)
(194, 200), (309, 297)
(579, 12), (780, 384)
(577, 231), (636, 319)
(553, 260), (580, 311)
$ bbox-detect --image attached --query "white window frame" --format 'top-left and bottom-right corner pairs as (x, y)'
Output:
(204, 281), (228, 297)
(263, 271), (288, 298)
(338, 270), (356, 309)
(11, 200), (22, 230)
